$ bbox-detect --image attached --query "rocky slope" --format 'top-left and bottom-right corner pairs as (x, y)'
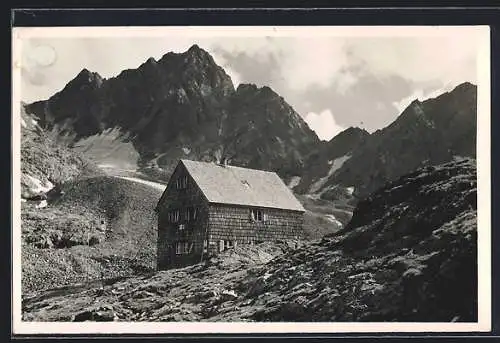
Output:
(292, 126), (369, 198)
(20, 103), (103, 199)
(22, 176), (163, 293)
(25, 45), (319, 180)
(22, 158), (477, 322)
(298, 82), (477, 199)
(21, 174), (344, 294)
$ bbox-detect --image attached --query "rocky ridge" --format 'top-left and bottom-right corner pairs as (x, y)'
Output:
(306, 82), (477, 199)
(25, 45), (319, 180)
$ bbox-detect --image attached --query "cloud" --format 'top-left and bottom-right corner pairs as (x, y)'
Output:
(208, 33), (478, 132)
(211, 37), (350, 92)
(391, 83), (457, 113)
(209, 45), (285, 92)
(17, 29), (480, 132)
(296, 73), (416, 132)
(281, 38), (349, 90)
(211, 33), (477, 98)
(224, 66), (242, 87)
(304, 109), (346, 141)
(343, 35), (478, 91)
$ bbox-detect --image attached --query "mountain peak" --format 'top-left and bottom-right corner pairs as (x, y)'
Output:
(452, 81), (477, 93)
(236, 83), (278, 97)
(76, 68), (96, 80)
(187, 44), (203, 53)
(343, 126), (370, 136)
(325, 126), (370, 150)
(236, 83), (258, 92)
(66, 68), (103, 90)
(184, 44), (212, 59)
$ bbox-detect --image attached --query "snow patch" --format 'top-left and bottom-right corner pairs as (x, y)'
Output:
(309, 155), (351, 194)
(36, 200), (48, 209)
(453, 155), (467, 162)
(288, 176), (301, 189)
(412, 102), (435, 128)
(182, 147), (191, 155)
(325, 214), (343, 227)
(26, 175), (54, 194)
(21, 119), (27, 128)
(31, 119), (39, 127)
(73, 127), (140, 170)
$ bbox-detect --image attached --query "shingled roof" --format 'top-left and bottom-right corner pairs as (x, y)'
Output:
(175, 159), (305, 212)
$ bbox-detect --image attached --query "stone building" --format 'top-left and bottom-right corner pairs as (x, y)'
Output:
(155, 159), (305, 269)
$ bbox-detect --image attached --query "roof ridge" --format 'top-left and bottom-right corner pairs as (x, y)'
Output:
(181, 158), (278, 175)
(178, 159), (305, 212)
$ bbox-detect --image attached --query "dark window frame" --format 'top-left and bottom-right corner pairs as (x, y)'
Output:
(176, 176), (189, 190)
(250, 208), (265, 222)
(175, 241), (193, 255)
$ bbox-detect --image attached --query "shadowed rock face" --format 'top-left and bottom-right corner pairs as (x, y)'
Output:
(20, 102), (103, 199)
(22, 159), (477, 322)
(25, 44), (476, 198)
(295, 82), (477, 200)
(293, 126), (370, 195)
(328, 82), (477, 198)
(25, 45), (319, 179)
(239, 158), (477, 322)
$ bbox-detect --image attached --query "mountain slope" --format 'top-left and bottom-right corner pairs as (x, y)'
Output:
(20, 102), (103, 199)
(25, 45), (319, 180)
(292, 126), (369, 196)
(298, 82), (477, 199)
(23, 158), (477, 322)
(22, 176), (163, 293)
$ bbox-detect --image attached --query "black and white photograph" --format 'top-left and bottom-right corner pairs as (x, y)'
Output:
(11, 25), (491, 334)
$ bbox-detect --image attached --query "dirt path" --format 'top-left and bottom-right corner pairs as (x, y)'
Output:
(115, 176), (166, 191)
(97, 164), (167, 191)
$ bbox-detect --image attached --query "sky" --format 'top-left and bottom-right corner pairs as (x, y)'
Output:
(18, 27), (481, 141)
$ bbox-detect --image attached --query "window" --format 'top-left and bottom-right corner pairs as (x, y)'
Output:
(203, 240), (208, 253)
(184, 207), (198, 222)
(224, 240), (234, 250)
(175, 241), (193, 255)
(175, 243), (182, 255)
(250, 209), (265, 222)
(218, 240), (235, 252)
(176, 176), (188, 190)
(169, 210), (180, 223)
